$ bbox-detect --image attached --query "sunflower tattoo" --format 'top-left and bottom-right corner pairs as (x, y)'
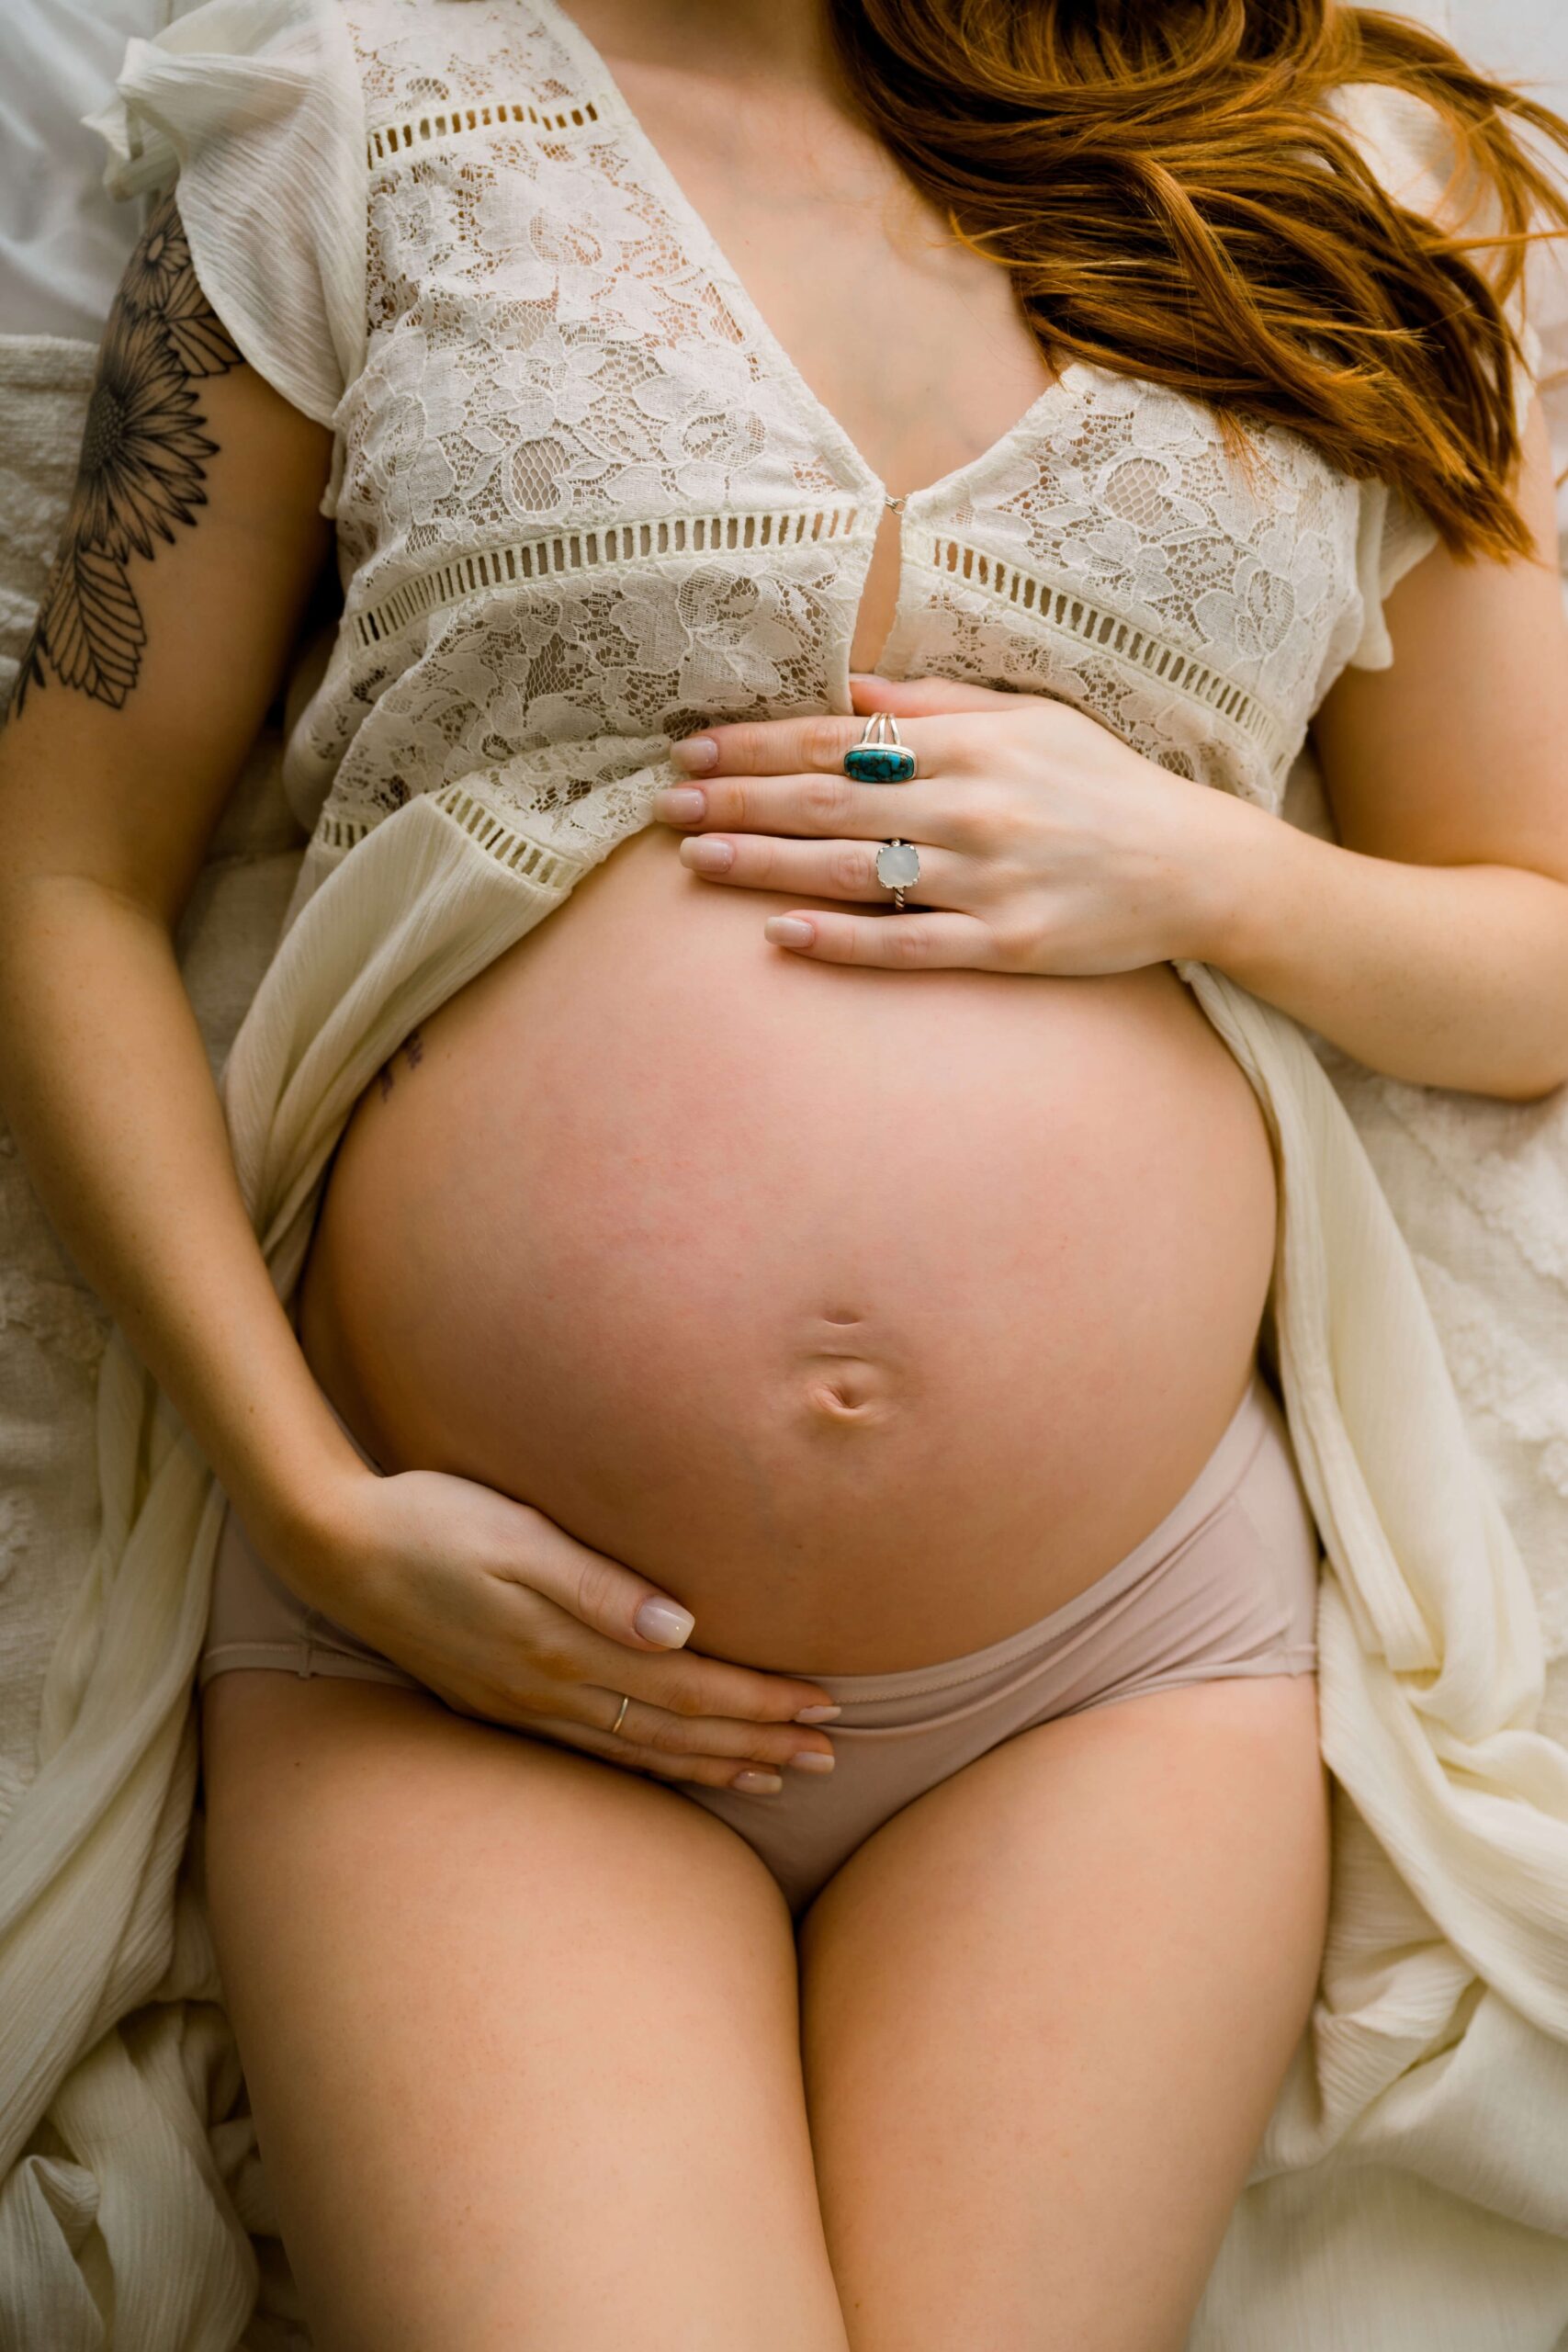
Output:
(7, 189), (244, 719)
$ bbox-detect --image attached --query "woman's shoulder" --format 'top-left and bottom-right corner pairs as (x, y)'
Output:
(341, 0), (596, 124)
(76, 0), (611, 437)
(83, 0), (348, 195)
(82, 0), (370, 427)
(1321, 70), (1546, 378)
(1321, 74), (1527, 267)
(1314, 74), (1549, 673)
(80, 0), (594, 193)
(1324, 79), (1463, 201)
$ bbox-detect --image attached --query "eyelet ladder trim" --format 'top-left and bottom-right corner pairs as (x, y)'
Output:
(313, 811), (373, 854)
(348, 505), (866, 654)
(312, 788), (591, 892)
(434, 783), (592, 887)
(926, 536), (1291, 770)
(366, 96), (603, 169)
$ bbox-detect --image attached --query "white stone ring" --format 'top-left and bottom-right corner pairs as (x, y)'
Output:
(841, 714), (921, 908)
(874, 838), (921, 910)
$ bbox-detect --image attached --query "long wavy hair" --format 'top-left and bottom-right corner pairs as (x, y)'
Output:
(823, 0), (1568, 559)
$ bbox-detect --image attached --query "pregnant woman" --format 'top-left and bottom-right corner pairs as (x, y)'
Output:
(5, 0), (1568, 2345)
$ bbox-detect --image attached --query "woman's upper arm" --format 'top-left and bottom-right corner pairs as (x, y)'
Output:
(1310, 394), (1568, 887)
(0, 186), (335, 929)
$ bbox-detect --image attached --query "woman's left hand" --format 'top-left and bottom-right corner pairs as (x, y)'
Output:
(649, 673), (1260, 977)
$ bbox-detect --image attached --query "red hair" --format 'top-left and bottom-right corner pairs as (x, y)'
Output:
(825, 0), (1568, 557)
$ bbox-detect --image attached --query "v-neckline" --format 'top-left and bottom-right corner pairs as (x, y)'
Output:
(534, 0), (1089, 527)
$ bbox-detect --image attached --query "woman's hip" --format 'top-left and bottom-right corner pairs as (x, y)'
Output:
(199, 1356), (1321, 1914)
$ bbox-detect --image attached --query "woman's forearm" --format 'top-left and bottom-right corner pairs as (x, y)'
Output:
(0, 872), (367, 1552)
(1198, 798), (1568, 1102)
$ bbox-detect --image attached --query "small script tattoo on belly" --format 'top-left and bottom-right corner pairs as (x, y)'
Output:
(376, 1027), (425, 1102)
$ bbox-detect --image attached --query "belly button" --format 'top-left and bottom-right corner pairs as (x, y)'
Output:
(802, 1359), (892, 1423)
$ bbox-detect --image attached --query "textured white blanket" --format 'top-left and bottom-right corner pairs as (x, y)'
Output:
(0, 333), (313, 2351)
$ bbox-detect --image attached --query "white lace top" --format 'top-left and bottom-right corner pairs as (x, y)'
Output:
(85, 0), (1540, 929)
(12, 7), (1566, 2350)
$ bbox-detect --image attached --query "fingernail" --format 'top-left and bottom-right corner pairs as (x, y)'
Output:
(733, 1770), (784, 1795)
(684, 837), (734, 873)
(789, 1750), (835, 1774)
(654, 786), (706, 821)
(794, 1703), (841, 1724)
(765, 917), (815, 946)
(635, 1597), (694, 1646)
(671, 735), (718, 774)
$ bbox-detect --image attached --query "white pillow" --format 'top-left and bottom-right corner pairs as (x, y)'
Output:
(0, 1), (184, 340)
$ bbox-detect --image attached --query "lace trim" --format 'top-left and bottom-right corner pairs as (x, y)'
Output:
(365, 96), (604, 169)
(347, 505), (866, 654)
(309, 810), (376, 857)
(925, 537), (1292, 770)
(314, 785), (594, 890)
(434, 782), (593, 885)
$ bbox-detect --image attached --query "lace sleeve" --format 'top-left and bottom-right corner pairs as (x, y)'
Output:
(1331, 78), (1545, 672)
(78, 0), (367, 436)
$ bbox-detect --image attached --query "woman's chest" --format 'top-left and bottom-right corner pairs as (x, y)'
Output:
(311, 0), (1372, 846)
(581, 47), (1066, 673)
(586, 49), (1064, 513)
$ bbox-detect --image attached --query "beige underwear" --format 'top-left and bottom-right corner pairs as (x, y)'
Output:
(201, 1360), (1321, 1917)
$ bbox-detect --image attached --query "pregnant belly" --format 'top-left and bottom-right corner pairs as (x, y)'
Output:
(294, 820), (1280, 1673)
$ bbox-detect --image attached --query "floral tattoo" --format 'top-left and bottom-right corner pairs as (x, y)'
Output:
(7, 188), (244, 719)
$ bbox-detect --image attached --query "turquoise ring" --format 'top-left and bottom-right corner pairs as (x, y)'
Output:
(843, 710), (917, 785)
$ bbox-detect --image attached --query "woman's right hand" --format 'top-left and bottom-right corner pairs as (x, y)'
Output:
(278, 1459), (840, 1792)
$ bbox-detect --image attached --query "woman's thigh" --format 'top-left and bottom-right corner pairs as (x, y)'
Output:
(200, 1672), (852, 2352)
(795, 1672), (1330, 2352)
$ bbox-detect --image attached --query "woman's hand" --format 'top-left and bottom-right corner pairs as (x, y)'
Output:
(650, 673), (1257, 977)
(275, 1461), (841, 1793)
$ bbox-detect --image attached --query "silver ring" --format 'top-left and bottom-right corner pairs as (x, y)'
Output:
(843, 710), (917, 785)
(875, 838), (920, 910)
(610, 1692), (631, 1736)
